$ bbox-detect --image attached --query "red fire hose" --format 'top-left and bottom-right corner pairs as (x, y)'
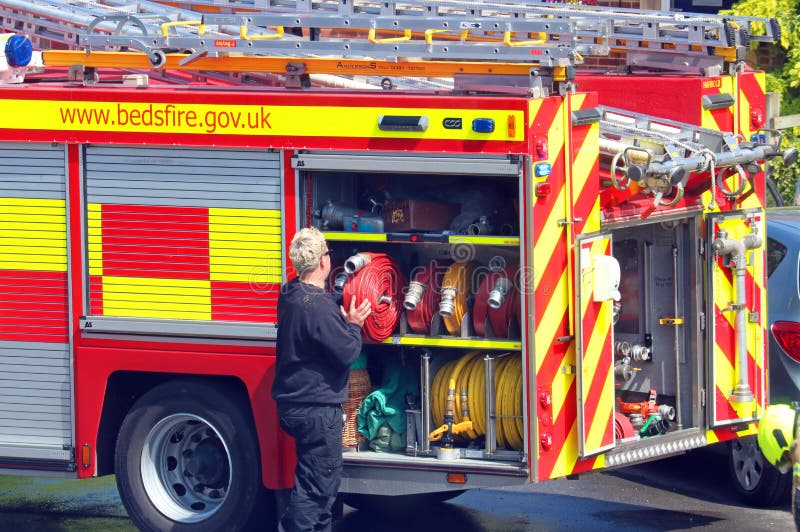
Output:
(404, 260), (448, 334)
(614, 412), (636, 440)
(342, 252), (404, 342)
(473, 263), (520, 338)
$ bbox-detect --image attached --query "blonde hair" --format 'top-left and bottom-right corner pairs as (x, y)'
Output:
(289, 227), (327, 275)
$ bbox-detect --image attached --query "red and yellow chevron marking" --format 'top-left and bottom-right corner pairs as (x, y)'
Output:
(569, 93), (601, 236)
(707, 423), (757, 445)
(531, 94), (604, 480)
(576, 237), (615, 457)
(702, 72), (767, 213)
(709, 215), (766, 427)
(737, 72), (767, 144)
(0, 197), (68, 343)
(88, 203), (281, 323)
(700, 76), (735, 133)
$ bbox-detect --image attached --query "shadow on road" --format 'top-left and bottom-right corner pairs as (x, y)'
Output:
(336, 501), (484, 532)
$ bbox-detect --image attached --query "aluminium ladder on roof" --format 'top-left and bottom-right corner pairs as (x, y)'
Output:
(134, 0), (779, 67)
(0, 0), (273, 49)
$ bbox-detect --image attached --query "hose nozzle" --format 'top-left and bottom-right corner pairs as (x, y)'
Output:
(658, 404), (676, 421)
(439, 287), (457, 318)
(488, 278), (512, 309)
(344, 252), (372, 274)
(333, 272), (349, 292)
(404, 280), (427, 311)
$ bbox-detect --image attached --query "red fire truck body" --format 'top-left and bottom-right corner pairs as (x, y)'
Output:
(0, 1), (788, 529)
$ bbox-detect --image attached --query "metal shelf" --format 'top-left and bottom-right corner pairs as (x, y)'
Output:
(322, 231), (520, 246)
(380, 335), (521, 350)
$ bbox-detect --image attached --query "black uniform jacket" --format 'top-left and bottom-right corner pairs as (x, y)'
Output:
(271, 279), (363, 406)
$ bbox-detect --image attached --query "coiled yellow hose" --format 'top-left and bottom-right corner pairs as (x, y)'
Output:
(440, 261), (477, 335)
(431, 352), (523, 450)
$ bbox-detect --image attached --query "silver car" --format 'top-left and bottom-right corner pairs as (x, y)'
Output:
(729, 204), (799, 506)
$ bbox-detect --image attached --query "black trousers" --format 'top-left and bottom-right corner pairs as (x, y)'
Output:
(278, 404), (343, 532)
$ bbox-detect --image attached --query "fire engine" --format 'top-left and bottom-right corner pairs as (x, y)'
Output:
(0, 0), (795, 530)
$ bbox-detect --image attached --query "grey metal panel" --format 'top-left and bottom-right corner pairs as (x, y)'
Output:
(0, 144), (66, 200)
(0, 442), (75, 462)
(83, 145), (283, 335)
(293, 152), (521, 176)
(0, 394), (72, 406)
(88, 164), (281, 177)
(0, 145), (72, 458)
(0, 377), (71, 389)
(83, 170), (282, 185)
(86, 146), (282, 210)
(88, 146), (279, 161)
(80, 316), (278, 340)
(0, 404), (69, 420)
(86, 179), (281, 195)
(88, 186), (281, 203)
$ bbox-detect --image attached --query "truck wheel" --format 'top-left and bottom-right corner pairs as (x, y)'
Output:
(115, 380), (262, 532)
(729, 435), (791, 507)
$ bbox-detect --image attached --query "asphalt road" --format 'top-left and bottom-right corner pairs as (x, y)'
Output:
(0, 450), (792, 531)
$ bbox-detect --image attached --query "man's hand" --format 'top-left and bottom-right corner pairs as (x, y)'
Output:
(341, 295), (372, 327)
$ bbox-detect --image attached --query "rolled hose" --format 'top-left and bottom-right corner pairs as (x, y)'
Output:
(439, 261), (478, 335)
(473, 263), (520, 338)
(614, 412), (636, 440)
(431, 352), (523, 450)
(341, 252), (404, 342)
(404, 260), (448, 334)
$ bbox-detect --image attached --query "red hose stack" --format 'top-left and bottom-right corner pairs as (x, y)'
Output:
(404, 260), (448, 334)
(473, 263), (520, 338)
(342, 252), (404, 342)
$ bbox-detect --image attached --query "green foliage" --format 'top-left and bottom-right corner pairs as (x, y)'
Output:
(725, 0), (800, 203)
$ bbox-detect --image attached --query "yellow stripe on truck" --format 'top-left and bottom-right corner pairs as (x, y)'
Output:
(0, 99), (525, 141)
(0, 198), (67, 272)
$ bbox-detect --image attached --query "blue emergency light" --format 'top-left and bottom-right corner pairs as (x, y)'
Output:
(535, 163), (552, 177)
(472, 118), (495, 133)
(4, 35), (32, 68)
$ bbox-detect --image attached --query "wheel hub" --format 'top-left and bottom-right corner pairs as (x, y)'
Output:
(185, 437), (229, 489)
(731, 438), (764, 491)
(140, 414), (233, 523)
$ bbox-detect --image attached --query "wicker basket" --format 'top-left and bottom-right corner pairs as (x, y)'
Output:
(343, 368), (371, 447)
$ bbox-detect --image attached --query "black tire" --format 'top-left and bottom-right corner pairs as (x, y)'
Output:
(342, 491), (466, 513)
(115, 379), (263, 532)
(729, 435), (791, 507)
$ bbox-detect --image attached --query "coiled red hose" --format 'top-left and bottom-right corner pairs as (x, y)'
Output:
(404, 260), (448, 334)
(342, 252), (404, 342)
(614, 412), (635, 440)
(473, 264), (520, 338)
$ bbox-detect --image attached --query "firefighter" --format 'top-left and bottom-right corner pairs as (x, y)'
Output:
(271, 227), (372, 532)
(758, 403), (800, 529)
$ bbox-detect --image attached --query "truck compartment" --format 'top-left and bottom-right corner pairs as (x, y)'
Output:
(300, 157), (708, 476)
(610, 216), (702, 439)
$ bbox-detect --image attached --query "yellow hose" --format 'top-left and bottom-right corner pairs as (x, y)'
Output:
(440, 261), (477, 335)
(430, 352), (523, 450)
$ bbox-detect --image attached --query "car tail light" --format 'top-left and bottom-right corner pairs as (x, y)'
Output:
(771, 321), (800, 363)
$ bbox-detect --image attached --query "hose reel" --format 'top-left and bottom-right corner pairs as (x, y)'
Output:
(404, 260), (448, 335)
(341, 252), (404, 342)
(431, 352), (523, 450)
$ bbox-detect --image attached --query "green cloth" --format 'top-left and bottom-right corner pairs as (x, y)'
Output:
(368, 423), (405, 453)
(357, 359), (418, 441)
(350, 351), (368, 370)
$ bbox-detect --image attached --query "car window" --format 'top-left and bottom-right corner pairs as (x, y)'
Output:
(767, 237), (787, 278)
